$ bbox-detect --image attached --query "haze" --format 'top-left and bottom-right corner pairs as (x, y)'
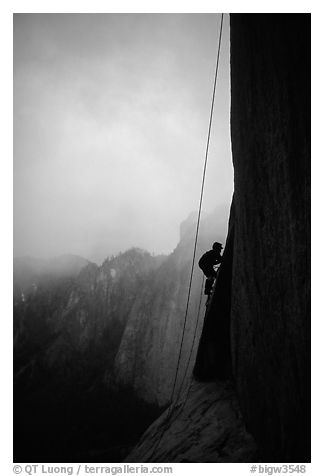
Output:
(14, 13), (233, 264)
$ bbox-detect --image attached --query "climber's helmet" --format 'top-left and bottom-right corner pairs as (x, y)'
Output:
(212, 242), (223, 251)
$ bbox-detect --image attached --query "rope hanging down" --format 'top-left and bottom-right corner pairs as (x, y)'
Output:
(168, 11), (224, 407)
(149, 13), (224, 459)
(176, 261), (221, 411)
(175, 274), (205, 402)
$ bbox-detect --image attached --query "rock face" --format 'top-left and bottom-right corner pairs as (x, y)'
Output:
(228, 14), (310, 462)
(125, 380), (257, 463)
(193, 201), (235, 382)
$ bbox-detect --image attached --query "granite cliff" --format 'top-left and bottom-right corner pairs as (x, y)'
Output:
(228, 14), (310, 462)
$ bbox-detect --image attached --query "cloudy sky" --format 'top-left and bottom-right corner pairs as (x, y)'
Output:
(14, 13), (233, 264)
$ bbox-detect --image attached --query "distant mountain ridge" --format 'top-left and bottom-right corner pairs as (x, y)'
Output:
(13, 254), (90, 298)
(13, 247), (166, 462)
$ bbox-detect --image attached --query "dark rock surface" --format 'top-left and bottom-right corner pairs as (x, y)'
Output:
(193, 201), (235, 381)
(228, 14), (310, 462)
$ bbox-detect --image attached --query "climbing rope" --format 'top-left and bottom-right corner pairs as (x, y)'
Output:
(175, 274), (205, 401)
(176, 263), (221, 412)
(149, 13), (224, 459)
(168, 10), (224, 410)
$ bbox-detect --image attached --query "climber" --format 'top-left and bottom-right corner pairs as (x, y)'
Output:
(198, 242), (223, 296)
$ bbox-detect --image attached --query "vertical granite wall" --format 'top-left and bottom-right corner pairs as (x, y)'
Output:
(229, 14), (310, 461)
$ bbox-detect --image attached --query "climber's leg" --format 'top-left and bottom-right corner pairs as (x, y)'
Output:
(204, 277), (213, 295)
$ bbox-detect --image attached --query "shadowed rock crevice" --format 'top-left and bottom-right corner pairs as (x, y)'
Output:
(193, 200), (235, 381)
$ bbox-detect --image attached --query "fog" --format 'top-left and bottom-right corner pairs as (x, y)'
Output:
(14, 13), (233, 264)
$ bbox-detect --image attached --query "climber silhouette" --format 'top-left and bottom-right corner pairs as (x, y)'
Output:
(198, 242), (223, 297)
